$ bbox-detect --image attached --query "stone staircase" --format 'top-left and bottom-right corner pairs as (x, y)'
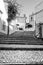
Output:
(0, 32), (43, 45)
(0, 32), (43, 64)
(0, 35), (34, 44)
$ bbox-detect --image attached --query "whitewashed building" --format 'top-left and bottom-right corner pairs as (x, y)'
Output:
(35, 1), (43, 38)
(29, 1), (43, 38)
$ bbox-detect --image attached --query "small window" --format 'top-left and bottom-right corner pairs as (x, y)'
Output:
(31, 16), (33, 21)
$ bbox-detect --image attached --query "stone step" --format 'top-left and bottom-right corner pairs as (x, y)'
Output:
(0, 34), (43, 44)
(0, 50), (43, 64)
(0, 44), (43, 48)
(0, 40), (43, 45)
(0, 37), (36, 41)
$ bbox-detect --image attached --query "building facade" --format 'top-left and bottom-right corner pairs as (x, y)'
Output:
(0, 15), (26, 35)
(35, 1), (43, 38)
(29, 1), (43, 37)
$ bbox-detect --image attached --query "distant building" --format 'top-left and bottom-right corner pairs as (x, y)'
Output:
(9, 15), (27, 34)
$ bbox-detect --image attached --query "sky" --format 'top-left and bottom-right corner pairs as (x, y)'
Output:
(17, 0), (43, 22)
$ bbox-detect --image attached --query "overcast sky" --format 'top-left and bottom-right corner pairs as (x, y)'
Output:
(17, 0), (43, 22)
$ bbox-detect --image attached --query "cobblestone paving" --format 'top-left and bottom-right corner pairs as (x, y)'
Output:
(0, 50), (43, 64)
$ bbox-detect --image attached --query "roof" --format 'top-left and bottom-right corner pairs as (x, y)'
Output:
(29, 9), (43, 17)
